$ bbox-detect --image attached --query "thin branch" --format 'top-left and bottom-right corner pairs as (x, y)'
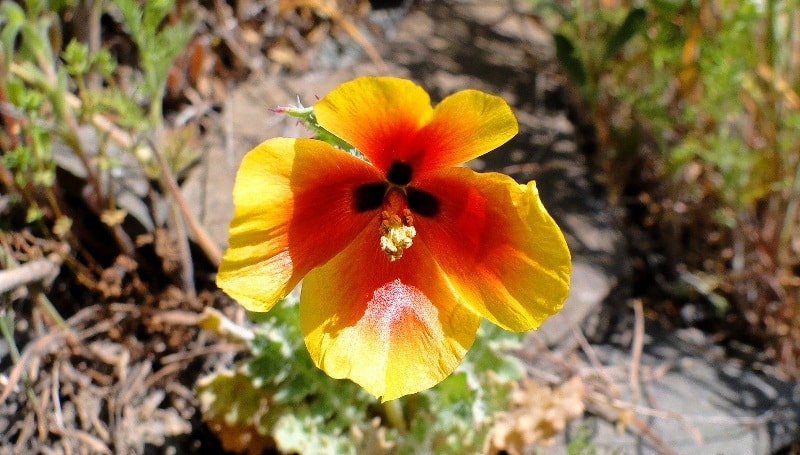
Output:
(0, 328), (72, 403)
(629, 298), (645, 407)
(149, 137), (223, 267)
(0, 254), (62, 295)
(168, 193), (197, 300)
(585, 390), (679, 455)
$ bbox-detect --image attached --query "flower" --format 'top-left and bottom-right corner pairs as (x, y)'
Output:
(216, 76), (572, 401)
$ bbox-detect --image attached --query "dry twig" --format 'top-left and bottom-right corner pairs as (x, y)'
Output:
(630, 298), (645, 407)
(0, 329), (74, 403)
(0, 254), (62, 295)
(149, 137), (223, 268)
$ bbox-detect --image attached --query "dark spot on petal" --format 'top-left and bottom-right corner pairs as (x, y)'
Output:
(386, 161), (413, 186)
(353, 182), (388, 212)
(407, 187), (439, 217)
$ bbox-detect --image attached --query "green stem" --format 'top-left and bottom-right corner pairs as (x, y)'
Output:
(0, 305), (37, 405)
(32, 290), (68, 330)
(0, 308), (21, 363)
(778, 160), (800, 267)
(764, 0), (781, 182)
(381, 399), (407, 431)
(283, 106), (360, 157)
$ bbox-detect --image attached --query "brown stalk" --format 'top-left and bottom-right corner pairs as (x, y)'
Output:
(0, 328), (74, 403)
(149, 137), (223, 268)
(584, 391), (680, 455)
(0, 256), (62, 295)
(629, 298), (645, 407)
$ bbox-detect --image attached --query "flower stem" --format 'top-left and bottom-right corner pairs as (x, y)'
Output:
(381, 399), (407, 432)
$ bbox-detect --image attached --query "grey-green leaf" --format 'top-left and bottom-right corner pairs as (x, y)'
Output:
(603, 8), (647, 59)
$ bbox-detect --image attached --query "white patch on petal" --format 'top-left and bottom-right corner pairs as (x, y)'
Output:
(366, 279), (442, 345)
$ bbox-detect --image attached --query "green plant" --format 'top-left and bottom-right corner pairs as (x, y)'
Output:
(113, 0), (194, 125)
(566, 422), (597, 455)
(535, 0), (800, 367)
(0, 0), (198, 260)
(1, 0), (61, 224)
(0, 0), (202, 442)
(198, 296), (528, 454)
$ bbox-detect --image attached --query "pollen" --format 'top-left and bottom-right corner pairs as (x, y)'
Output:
(379, 209), (416, 261)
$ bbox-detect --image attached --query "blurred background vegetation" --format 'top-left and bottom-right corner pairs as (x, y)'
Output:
(1, 0), (799, 453)
(539, 0), (800, 372)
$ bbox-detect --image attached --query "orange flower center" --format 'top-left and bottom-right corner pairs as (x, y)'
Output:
(351, 161), (441, 261)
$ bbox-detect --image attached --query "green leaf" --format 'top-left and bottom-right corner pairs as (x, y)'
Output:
(0, 2), (25, 54)
(90, 87), (147, 128)
(26, 205), (44, 223)
(246, 335), (291, 385)
(4, 78), (22, 104)
(113, 0), (142, 37)
(142, 0), (172, 35)
(23, 0), (46, 18)
(0, 1), (25, 25)
(566, 422), (597, 455)
(5, 77), (31, 110)
(32, 168), (55, 186)
(432, 373), (473, 406)
(553, 33), (587, 86)
(3, 145), (31, 171)
(272, 414), (355, 455)
(20, 22), (46, 59)
(91, 47), (116, 76)
(651, 0), (683, 13)
(50, 66), (69, 122)
(196, 370), (273, 434)
(538, 1), (575, 21)
(603, 8), (647, 60)
(246, 309), (276, 324)
(62, 39), (89, 75)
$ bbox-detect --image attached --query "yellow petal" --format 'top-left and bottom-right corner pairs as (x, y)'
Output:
(315, 77), (517, 175)
(413, 167), (571, 331)
(300, 226), (479, 401)
(314, 76), (433, 173)
(413, 89), (518, 172)
(216, 138), (382, 312)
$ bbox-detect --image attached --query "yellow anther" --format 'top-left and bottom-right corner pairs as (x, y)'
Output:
(379, 208), (415, 261)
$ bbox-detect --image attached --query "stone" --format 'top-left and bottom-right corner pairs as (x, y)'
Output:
(559, 325), (800, 454)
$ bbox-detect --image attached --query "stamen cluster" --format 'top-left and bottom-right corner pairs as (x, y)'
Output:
(379, 209), (416, 261)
